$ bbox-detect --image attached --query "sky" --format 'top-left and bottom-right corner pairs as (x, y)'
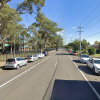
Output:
(8, 0), (100, 45)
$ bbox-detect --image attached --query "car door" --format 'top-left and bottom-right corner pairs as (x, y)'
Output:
(21, 58), (25, 65)
(16, 58), (22, 66)
(88, 58), (93, 69)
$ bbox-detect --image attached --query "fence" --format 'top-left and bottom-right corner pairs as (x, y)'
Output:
(0, 50), (41, 61)
(0, 48), (56, 61)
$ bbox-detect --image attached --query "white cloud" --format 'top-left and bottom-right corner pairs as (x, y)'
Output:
(56, 30), (64, 37)
(72, 27), (77, 29)
(68, 34), (73, 37)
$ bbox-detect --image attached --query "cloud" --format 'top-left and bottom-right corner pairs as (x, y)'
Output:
(72, 27), (77, 29)
(56, 30), (64, 37)
(68, 34), (73, 37)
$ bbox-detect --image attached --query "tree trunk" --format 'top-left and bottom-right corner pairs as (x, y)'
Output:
(10, 42), (13, 54)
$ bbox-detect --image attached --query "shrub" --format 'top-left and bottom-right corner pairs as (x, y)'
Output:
(88, 47), (96, 55)
(96, 50), (100, 54)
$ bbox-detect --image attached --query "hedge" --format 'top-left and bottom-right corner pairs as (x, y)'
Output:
(88, 47), (96, 55)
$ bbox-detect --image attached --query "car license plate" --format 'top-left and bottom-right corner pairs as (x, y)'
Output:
(8, 62), (12, 64)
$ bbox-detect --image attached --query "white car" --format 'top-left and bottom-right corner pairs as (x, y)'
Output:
(37, 53), (45, 58)
(78, 55), (90, 63)
(26, 55), (38, 62)
(5, 57), (27, 69)
(87, 58), (100, 74)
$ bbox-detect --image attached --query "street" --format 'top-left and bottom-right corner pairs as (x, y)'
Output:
(0, 49), (100, 100)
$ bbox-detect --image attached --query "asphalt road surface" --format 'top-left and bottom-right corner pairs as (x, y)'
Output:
(0, 49), (100, 100)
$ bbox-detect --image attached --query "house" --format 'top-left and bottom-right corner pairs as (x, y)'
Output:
(88, 44), (100, 50)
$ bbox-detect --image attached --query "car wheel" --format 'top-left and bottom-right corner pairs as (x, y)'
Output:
(92, 67), (95, 73)
(16, 65), (20, 69)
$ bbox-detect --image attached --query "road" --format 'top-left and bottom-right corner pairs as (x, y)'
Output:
(0, 49), (100, 100)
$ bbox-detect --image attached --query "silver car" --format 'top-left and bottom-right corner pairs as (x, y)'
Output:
(26, 55), (38, 62)
(5, 57), (27, 69)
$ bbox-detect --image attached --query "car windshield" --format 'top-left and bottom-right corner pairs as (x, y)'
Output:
(27, 55), (32, 57)
(82, 55), (89, 58)
(7, 59), (15, 62)
(94, 60), (100, 64)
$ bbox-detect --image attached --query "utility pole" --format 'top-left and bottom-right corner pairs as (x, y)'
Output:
(77, 26), (83, 56)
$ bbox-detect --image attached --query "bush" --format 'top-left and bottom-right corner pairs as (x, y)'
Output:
(88, 47), (96, 55)
(96, 50), (100, 54)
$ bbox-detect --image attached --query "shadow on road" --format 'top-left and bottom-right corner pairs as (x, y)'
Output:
(78, 65), (99, 76)
(56, 53), (68, 55)
(50, 79), (100, 100)
(73, 60), (81, 64)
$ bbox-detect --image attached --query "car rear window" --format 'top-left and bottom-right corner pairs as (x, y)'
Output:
(27, 55), (32, 57)
(7, 59), (15, 62)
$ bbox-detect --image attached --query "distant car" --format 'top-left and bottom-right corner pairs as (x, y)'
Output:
(5, 57), (27, 69)
(73, 52), (78, 56)
(78, 54), (90, 63)
(87, 58), (100, 74)
(70, 51), (74, 55)
(26, 55), (38, 62)
(37, 53), (45, 58)
(68, 50), (71, 54)
(42, 51), (48, 56)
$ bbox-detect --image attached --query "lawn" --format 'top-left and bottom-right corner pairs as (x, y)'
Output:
(89, 54), (100, 59)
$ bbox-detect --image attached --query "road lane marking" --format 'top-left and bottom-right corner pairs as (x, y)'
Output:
(68, 55), (100, 100)
(0, 53), (55, 88)
(55, 62), (57, 66)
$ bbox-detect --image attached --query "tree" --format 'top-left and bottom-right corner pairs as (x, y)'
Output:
(0, 4), (22, 52)
(94, 41), (99, 45)
(36, 11), (62, 51)
(0, 0), (12, 10)
(17, 0), (45, 14)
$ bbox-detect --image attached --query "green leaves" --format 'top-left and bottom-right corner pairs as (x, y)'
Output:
(17, 0), (45, 14)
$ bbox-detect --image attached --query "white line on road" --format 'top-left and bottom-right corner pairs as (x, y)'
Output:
(68, 55), (100, 100)
(0, 53), (55, 88)
(55, 62), (57, 66)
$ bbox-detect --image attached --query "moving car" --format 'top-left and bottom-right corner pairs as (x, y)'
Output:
(87, 58), (100, 74)
(78, 54), (90, 63)
(26, 55), (38, 62)
(37, 53), (45, 58)
(5, 57), (27, 69)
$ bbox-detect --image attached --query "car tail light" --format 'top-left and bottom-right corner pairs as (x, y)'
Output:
(14, 61), (16, 64)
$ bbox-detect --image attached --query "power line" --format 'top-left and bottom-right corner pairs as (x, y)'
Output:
(80, 1), (100, 25)
(83, 11), (100, 27)
(83, 32), (100, 39)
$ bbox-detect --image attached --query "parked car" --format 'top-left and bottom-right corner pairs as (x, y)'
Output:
(68, 50), (71, 54)
(42, 51), (48, 56)
(78, 54), (90, 63)
(26, 55), (38, 62)
(73, 51), (78, 56)
(37, 53), (45, 58)
(87, 58), (100, 74)
(70, 51), (74, 55)
(5, 57), (27, 69)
